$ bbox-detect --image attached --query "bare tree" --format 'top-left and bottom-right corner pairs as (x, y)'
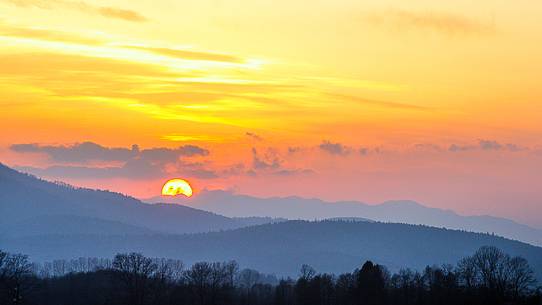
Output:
(299, 264), (316, 281)
(0, 250), (8, 280)
(154, 258), (184, 284)
(461, 246), (536, 299)
(238, 268), (262, 289)
(0, 253), (33, 305)
(113, 252), (157, 305)
(224, 260), (239, 287)
(456, 257), (477, 289)
(471, 246), (509, 293)
(184, 261), (235, 305)
(506, 256), (535, 298)
(185, 262), (213, 305)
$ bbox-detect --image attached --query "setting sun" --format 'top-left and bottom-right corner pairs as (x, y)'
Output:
(161, 178), (193, 197)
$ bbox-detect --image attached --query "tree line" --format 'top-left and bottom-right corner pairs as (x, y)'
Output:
(0, 246), (540, 305)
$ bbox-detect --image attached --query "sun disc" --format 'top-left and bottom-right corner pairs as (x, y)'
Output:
(161, 178), (193, 197)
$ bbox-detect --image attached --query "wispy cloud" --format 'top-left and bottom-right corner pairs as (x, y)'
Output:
(10, 142), (208, 163)
(3, 0), (148, 22)
(249, 147), (311, 176)
(327, 93), (428, 110)
(11, 142), (213, 179)
(364, 9), (495, 36)
(448, 139), (527, 153)
(0, 22), (103, 45)
(123, 46), (243, 63)
(96, 6), (147, 22)
(252, 147), (281, 170)
(245, 132), (263, 141)
(319, 140), (351, 156)
(478, 139), (502, 151)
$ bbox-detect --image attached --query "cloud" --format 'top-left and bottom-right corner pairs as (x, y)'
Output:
(448, 144), (476, 152)
(251, 148), (281, 170)
(16, 159), (218, 180)
(221, 163), (246, 176)
(288, 146), (302, 154)
(364, 9), (495, 36)
(183, 168), (218, 179)
(123, 46), (243, 63)
(16, 162), (161, 180)
(449, 139), (526, 152)
(328, 93), (427, 110)
(319, 140), (351, 156)
(0, 22), (103, 45)
(96, 6), (147, 22)
(3, 0), (148, 22)
(10, 142), (208, 163)
(274, 168), (314, 176)
(245, 132), (263, 141)
(11, 142), (214, 180)
(478, 139), (502, 151)
(249, 147), (311, 176)
(11, 142), (138, 162)
(505, 143), (525, 152)
(413, 143), (443, 152)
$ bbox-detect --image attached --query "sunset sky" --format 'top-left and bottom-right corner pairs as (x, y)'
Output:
(1, 0), (541, 227)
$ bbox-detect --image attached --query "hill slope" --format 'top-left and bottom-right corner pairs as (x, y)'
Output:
(0, 163), (277, 234)
(148, 190), (542, 247)
(2, 220), (541, 280)
(0, 215), (156, 238)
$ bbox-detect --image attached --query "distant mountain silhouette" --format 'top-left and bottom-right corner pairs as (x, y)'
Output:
(2, 163), (542, 279)
(1, 215), (156, 238)
(3, 220), (542, 280)
(147, 190), (542, 247)
(0, 163), (280, 235)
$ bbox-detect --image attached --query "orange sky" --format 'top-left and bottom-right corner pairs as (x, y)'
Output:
(1, 0), (541, 227)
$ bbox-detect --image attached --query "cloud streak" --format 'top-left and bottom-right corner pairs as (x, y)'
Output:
(0, 22), (103, 45)
(319, 140), (351, 156)
(448, 139), (526, 153)
(365, 9), (495, 36)
(328, 93), (428, 110)
(10, 142), (213, 179)
(3, 0), (148, 22)
(245, 132), (263, 141)
(124, 46), (243, 63)
(10, 142), (208, 163)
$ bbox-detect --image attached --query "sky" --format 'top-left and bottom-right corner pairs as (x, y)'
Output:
(1, 0), (541, 228)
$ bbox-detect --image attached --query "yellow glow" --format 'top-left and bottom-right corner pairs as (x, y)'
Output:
(1, 0), (542, 151)
(161, 179), (193, 197)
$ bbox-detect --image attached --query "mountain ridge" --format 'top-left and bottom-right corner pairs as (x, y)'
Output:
(0, 163), (280, 235)
(146, 189), (542, 246)
(1, 162), (542, 280)
(2, 220), (541, 280)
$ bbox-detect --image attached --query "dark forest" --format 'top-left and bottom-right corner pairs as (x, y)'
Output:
(1, 246), (540, 305)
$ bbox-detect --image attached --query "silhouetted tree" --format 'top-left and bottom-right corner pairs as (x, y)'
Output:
(274, 279), (295, 305)
(112, 252), (157, 305)
(0, 246), (539, 305)
(506, 256), (535, 300)
(0, 252), (33, 305)
(184, 261), (236, 305)
(336, 273), (356, 305)
(356, 261), (387, 305)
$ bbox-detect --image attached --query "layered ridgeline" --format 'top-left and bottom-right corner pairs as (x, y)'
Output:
(1, 162), (541, 279)
(3, 220), (542, 280)
(148, 189), (542, 247)
(0, 163), (281, 237)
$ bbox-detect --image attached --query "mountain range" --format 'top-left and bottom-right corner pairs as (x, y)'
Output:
(147, 190), (542, 247)
(0, 163), (281, 236)
(1, 162), (541, 279)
